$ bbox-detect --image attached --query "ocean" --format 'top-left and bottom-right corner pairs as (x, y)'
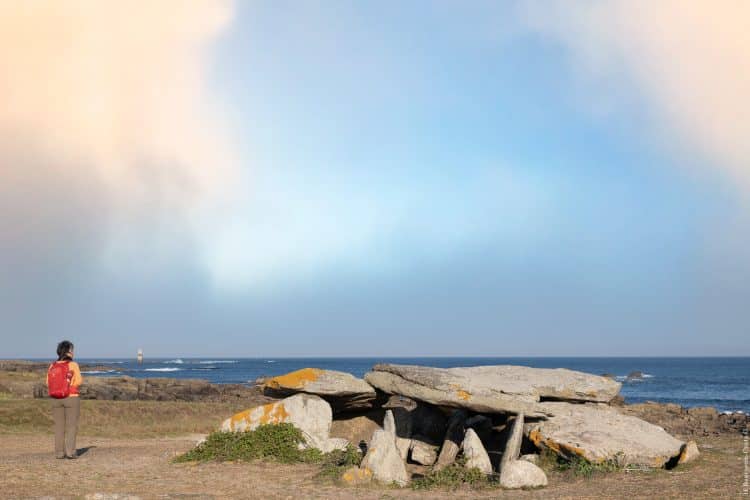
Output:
(63, 357), (750, 414)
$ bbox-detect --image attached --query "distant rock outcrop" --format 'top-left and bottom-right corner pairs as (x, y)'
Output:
(34, 376), (271, 404)
(622, 402), (749, 437)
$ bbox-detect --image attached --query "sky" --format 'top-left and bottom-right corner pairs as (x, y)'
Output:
(2, 1), (749, 357)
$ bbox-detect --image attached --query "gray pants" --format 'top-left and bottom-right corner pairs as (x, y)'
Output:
(51, 397), (80, 457)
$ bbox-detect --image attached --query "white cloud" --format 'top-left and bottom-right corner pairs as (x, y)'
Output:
(523, 0), (750, 188)
(0, 0), (237, 277)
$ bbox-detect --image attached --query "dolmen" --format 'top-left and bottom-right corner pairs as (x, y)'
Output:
(213, 363), (694, 489)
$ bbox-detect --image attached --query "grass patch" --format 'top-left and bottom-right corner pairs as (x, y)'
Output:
(539, 449), (621, 478)
(174, 423), (363, 475)
(174, 423), (322, 463)
(316, 445), (363, 481)
(411, 459), (495, 491)
(0, 399), (249, 437)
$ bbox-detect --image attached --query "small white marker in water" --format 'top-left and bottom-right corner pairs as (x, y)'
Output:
(137, 348), (143, 365)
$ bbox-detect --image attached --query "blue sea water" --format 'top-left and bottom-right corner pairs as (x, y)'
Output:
(61, 357), (750, 414)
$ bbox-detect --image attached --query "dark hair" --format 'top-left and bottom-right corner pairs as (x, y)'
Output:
(56, 340), (74, 361)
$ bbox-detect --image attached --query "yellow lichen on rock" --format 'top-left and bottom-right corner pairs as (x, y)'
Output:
(265, 368), (323, 390)
(341, 467), (373, 485)
(259, 402), (289, 424)
(529, 429), (587, 460)
(228, 408), (254, 430)
(226, 401), (290, 430)
(456, 390), (471, 401)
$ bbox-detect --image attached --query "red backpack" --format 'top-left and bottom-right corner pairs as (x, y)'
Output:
(48, 361), (73, 399)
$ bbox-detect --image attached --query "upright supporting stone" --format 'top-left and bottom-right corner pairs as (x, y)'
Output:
(462, 428), (493, 474)
(383, 409), (396, 434)
(500, 412), (524, 471)
(361, 429), (409, 486)
(384, 408), (412, 457)
(434, 409), (467, 471)
(499, 412), (547, 489)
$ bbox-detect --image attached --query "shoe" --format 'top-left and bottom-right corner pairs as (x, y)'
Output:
(65, 454), (78, 459)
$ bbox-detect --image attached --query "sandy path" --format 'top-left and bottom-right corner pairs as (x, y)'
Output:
(0, 434), (744, 499)
(0, 434), (496, 499)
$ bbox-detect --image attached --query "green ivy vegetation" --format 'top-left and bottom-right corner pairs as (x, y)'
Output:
(316, 445), (364, 481)
(411, 457), (497, 490)
(173, 423), (362, 475)
(538, 448), (622, 478)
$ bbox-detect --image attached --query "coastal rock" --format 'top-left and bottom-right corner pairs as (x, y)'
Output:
(520, 453), (540, 465)
(220, 393), (348, 453)
(34, 375), (272, 404)
(361, 429), (409, 486)
(687, 406), (718, 420)
(526, 402), (684, 467)
(383, 409), (412, 460)
(409, 436), (438, 466)
(679, 440), (700, 464)
(364, 364), (620, 416)
(499, 460), (548, 489)
(263, 368), (376, 412)
(462, 428), (492, 474)
(627, 371), (645, 381)
(623, 402), (749, 437)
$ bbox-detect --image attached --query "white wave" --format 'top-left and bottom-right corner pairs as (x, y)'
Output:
(165, 359), (184, 364)
(144, 367), (182, 372)
(266, 360), (276, 363)
(82, 370), (117, 374)
(615, 373), (654, 382)
(198, 360), (237, 364)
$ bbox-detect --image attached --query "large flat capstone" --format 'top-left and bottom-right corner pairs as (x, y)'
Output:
(364, 364), (620, 416)
(525, 402), (685, 468)
(263, 368), (376, 412)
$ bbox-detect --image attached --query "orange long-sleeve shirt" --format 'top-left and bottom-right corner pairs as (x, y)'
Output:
(46, 361), (83, 397)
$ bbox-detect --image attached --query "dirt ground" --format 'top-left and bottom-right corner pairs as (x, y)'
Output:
(0, 430), (746, 499)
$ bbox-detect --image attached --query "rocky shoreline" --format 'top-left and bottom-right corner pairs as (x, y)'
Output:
(0, 360), (273, 405)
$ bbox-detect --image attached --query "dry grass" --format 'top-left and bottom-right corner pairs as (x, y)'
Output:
(0, 399), (249, 437)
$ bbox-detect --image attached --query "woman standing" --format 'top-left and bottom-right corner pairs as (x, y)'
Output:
(47, 340), (83, 459)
